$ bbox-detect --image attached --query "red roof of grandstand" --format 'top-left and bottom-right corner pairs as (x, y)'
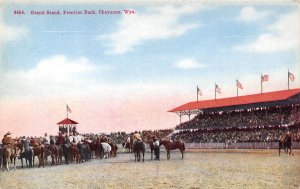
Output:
(57, 118), (79, 125)
(169, 88), (300, 112)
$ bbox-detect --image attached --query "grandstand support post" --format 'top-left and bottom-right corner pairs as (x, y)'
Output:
(188, 110), (191, 121)
(176, 112), (182, 124)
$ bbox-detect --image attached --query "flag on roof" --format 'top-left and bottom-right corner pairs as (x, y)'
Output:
(66, 105), (72, 113)
(261, 74), (269, 82)
(289, 72), (295, 81)
(197, 86), (202, 96)
(236, 80), (243, 90)
(215, 84), (221, 94)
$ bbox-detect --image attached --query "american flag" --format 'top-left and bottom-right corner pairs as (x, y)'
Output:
(288, 72), (295, 81)
(236, 80), (243, 89)
(261, 74), (269, 82)
(197, 86), (202, 96)
(66, 105), (72, 113)
(215, 84), (221, 94)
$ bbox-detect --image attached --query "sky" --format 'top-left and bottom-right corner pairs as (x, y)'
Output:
(0, 0), (299, 137)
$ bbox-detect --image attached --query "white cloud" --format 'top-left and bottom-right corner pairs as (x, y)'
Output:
(99, 4), (202, 54)
(2, 55), (98, 97)
(234, 10), (299, 53)
(236, 6), (270, 22)
(175, 58), (206, 69)
(0, 19), (27, 43)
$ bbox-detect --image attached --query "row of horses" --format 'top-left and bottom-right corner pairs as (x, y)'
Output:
(0, 139), (118, 171)
(0, 135), (292, 171)
(129, 136), (293, 162)
(124, 139), (186, 162)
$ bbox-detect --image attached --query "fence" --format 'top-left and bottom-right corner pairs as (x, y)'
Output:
(186, 142), (300, 149)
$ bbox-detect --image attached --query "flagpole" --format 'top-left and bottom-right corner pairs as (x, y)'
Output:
(215, 83), (216, 100)
(236, 79), (238, 97)
(288, 69), (290, 90)
(260, 73), (263, 94)
(197, 86), (198, 102)
(66, 104), (68, 118)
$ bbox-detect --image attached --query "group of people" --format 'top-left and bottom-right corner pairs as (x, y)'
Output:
(176, 104), (300, 130)
(131, 131), (160, 160)
(172, 104), (300, 144)
(172, 125), (300, 143)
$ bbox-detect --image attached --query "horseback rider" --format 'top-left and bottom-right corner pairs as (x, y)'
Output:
(56, 132), (64, 145)
(152, 136), (160, 160)
(43, 133), (50, 145)
(2, 132), (14, 147)
(50, 135), (55, 145)
(30, 137), (42, 147)
(132, 131), (142, 146)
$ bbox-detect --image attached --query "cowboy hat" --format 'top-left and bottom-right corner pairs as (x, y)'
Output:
(5, 131), (12, 136)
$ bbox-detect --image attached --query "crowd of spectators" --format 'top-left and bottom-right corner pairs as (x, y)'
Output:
(176, 104), (300, 130)
(172, 104), (300, 143)
(172, 125), (300, 143)
(81, 129), (173, 144)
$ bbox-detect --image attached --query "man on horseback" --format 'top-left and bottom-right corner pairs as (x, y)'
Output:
(2, 132), (14, 146)
(132, 131), (145, 162)
(43, 133), (50, 145)
(132, 131), (142, 147)
(2, 132), (20, 171)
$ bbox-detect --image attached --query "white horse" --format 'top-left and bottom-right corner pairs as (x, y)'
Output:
(101, 142), (111, 159)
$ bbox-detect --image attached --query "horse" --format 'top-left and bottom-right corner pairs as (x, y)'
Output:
(18, 139), (34, 168)
(77, 143), (90, 162)
(122, 141), (132, 153)
(62, 143), (71, 164)
(147, 140), (155, 160)
(133, 140), (145, 162)
(159, 140), (185, 159)
(32, 145), (45, 168)
(2, 145), (21, 171)
(279, 134), (292, 155)
(0, 145), (3, 169)
(45, 144), (58, 166)
(101, 142), (111, 159)
(109, 142), (118, 157)
(56, 145), (64, 164)
(70, 143), (81, 163)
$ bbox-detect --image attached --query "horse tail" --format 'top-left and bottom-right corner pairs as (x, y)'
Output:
(182, 142), (185, 151)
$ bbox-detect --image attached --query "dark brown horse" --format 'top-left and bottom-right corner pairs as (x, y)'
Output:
(279, 134), (292, 155)
(133, 140), (145, 162)
(159, 140), (185, 159)
(109, 142), (118, 157)
(147, 140), (155, 160)
(83, 140), (96, 159)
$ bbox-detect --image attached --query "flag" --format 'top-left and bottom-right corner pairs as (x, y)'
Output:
(215, 84), (221, 94)
(66, 105), (72, 113)
(197, 86), (202, 96)
(236, 80), (243, 89)
(289, 72), (295, 81)
(261, 74), (269, 82)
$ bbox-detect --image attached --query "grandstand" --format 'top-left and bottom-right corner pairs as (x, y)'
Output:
(168, 89), (300, 148)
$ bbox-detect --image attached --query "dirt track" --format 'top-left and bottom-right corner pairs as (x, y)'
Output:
(0, 150), (299, 189)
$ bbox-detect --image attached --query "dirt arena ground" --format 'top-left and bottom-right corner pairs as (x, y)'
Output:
(0, 149), (299, 189)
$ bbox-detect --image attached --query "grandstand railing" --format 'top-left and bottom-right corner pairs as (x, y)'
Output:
(186, 142), (300, 149)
